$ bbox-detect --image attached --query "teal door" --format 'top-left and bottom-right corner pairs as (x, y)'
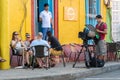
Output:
(85, 0), (100, 44)
(85, 0), (100, 26)
(37, 0), (54, 32)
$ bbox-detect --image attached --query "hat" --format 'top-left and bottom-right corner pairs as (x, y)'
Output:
(38, 32), (43, 37)
(25, 33), (30, 38)
(96, 15), (103, 19)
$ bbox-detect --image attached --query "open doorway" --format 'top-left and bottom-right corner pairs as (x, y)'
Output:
(34, 0), (54, 35)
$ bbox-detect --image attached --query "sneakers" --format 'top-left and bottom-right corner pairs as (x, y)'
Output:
(24, 63), (30, 68)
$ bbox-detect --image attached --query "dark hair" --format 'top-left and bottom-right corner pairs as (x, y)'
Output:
(25, 33), (30, 37)
(47, 31), (52, 37)
(12, 31), (18, 40)
(96, 15), (102, 19)
(44, 3), (49, 7)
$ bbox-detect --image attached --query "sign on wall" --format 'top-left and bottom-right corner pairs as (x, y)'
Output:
(64, 7), (78, 21)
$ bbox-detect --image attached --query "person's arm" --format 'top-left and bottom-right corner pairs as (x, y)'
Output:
(21, 41), (26, 48)
(39, 12), (42, 22)
(50, 18), (54, 29)
(48, 41), (51, 45)
(39, 17), (42, 22)
(96, 24), (107, 34)
(30, 41), (34, 47)
(11, 40), (17, 48)
(50, 12), (54, 29)
(48, 37), (51, 45)
(96, 29), (107, 34)
(44, 41), (50, 48)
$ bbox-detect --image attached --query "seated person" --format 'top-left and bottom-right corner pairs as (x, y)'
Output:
(11, 31), (31, 67)
(11, 31), (25, 55)
(30, 32), (50, 68)
(0, 57), (6, 62)
(24, 33), (33, 67)
(47, 31), (63, 63)
(24, 33), (31, 51)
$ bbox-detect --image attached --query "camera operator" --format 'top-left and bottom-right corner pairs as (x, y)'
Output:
(95, 15), (107, 62)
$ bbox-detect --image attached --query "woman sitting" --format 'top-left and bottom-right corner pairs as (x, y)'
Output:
(11, 31), (25, 55)
(24, 33), (33, 67)
(11, 31), (31, 67)
(24, 33), (31, 51)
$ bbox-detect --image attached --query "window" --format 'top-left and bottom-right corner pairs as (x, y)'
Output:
(86, 0), (100, 26)
(89, 0), (96, 18)
(112, 0), (120, 42)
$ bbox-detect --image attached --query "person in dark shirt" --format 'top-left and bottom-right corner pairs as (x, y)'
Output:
(47, 31), (63, 64)
(47, 31), (62, 51)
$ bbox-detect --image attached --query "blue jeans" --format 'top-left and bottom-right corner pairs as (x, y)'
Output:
(42, 28), (51, 40)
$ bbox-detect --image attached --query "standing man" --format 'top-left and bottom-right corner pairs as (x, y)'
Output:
(95, 15), (107, 62)
(39, 3), (54, 40)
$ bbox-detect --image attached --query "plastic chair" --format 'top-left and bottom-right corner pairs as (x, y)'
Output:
(31, 45), (50, 70)
(10, 46), (23, 66)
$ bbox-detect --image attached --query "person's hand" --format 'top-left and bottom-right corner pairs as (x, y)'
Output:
(96, 29), (101, 33)
(52, 25), (54, 29)
(16, 38), (19, 43)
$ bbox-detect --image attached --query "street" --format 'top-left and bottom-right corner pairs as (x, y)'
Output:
(80, 69), (120, 80)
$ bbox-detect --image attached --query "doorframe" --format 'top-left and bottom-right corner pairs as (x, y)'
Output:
(31, 0), (35, 39)
(54, 0), (58, 38)
(33, 0), (58, 38)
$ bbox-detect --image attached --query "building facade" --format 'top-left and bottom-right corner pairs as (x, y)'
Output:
(0, 0), (111, 69)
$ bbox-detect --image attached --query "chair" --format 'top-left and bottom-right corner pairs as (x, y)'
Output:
(107, 42), (119, 61)
(10, 46), (23, 66)
(31, 45), (50, 70)
(50, 46), (66, 67)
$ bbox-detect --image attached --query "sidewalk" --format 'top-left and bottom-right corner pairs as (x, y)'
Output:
(0, 62), (120, 80)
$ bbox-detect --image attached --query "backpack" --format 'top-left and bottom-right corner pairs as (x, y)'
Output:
(90, 56), (105, 67)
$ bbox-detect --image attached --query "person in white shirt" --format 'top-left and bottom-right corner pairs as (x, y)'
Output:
(39, 3), (54, 40)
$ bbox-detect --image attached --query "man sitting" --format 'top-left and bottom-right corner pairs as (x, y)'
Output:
(30, 32), (50, 68)
(47, 31), (63, 63)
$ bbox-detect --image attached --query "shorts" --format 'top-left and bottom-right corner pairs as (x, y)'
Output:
(50, 49), (62, 56)
(15, 48), (24, 55)
(96, 40), (107, 56)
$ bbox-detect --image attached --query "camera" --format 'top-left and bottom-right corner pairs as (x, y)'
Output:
(78, 25), (96, 41)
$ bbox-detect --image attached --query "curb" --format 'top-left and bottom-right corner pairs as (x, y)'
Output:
(6, 63), (120, 80)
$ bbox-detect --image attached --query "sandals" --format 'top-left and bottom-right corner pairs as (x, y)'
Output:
(0, 59), (6, 62)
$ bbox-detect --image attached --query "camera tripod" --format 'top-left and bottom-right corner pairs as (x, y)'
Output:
(73, 40), (95, 68)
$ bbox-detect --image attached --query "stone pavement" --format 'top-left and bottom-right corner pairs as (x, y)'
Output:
(0, 62), (120, 80)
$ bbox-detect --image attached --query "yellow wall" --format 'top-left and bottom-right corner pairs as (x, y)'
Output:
(101, 0), (107, 40)
(0, 0), (31, 69)
(0, 0), (10, 69)
(101, 0), (107, 22)
(58, 0), (85, 44)
(9, 0), (31, 40)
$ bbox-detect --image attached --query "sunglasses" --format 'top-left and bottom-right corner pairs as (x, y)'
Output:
(14, 34), (19, 35)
